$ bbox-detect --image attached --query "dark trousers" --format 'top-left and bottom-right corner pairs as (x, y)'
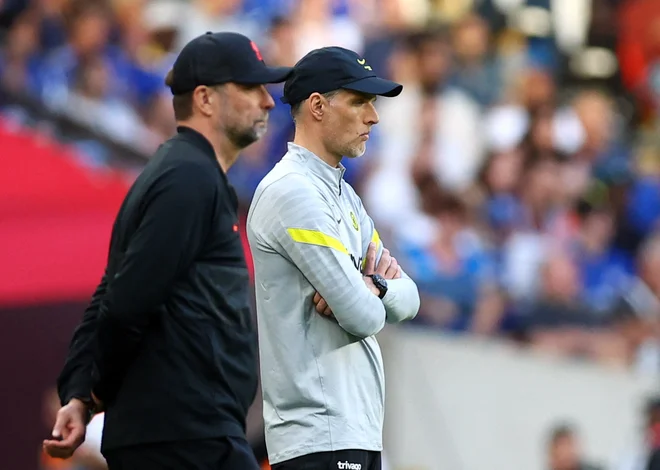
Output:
(271, 449), (381, 470)
(103, 436), (261, 470)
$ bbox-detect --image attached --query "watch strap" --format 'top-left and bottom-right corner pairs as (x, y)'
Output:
(368, 274), (388, 299)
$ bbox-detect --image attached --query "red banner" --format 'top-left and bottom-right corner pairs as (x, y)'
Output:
(0, 120), (131, 306)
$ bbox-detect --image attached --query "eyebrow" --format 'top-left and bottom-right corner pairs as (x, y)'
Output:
(350, 92), (377, 102)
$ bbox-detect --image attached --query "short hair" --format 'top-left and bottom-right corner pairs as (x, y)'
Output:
(290, 89), (341, 123)
(64, 0), (111, 30)
(548, 423), (576, 445)
(164, 70), (225, 121)
(165, 69), (193, 121)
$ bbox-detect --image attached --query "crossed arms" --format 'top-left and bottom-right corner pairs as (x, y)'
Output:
(250, 174), (420, 338)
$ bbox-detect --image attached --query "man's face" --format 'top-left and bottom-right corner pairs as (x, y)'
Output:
(417, 39), (450, 93)
(213, 82), (275, 149)
(71, 11), (110, 56)
(550, 435), (580, 470)
(321, 89), (379, 159)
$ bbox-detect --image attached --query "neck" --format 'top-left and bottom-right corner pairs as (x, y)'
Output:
(178, 119), (240, 172)
(292, 125), (342, 168)
(213, 132), (241, 173)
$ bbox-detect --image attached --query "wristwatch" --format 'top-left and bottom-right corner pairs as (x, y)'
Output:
(368, 274), (388, 299)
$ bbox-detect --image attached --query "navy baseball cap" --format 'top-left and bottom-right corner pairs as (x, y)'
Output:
(281, 46), (403, 105)
(168, 32), (293, 95)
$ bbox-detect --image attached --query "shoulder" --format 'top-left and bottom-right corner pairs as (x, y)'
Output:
(154, 135), (217, 175)
(248, 169), (334, 233)
(141, 149), (219, 200)
(168, 158), (217, 186)
(253, 166), (321, 210)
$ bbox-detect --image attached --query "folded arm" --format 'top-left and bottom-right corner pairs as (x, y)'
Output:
(359, 205), (420, 324)
(255, 175), (386, 339)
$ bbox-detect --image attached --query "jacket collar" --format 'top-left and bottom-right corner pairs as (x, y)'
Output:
(284, 142), (345, 195)
(176, 125), (216, 160)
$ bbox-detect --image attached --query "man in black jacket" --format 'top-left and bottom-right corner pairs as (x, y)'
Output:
(42, 31), (292, 469)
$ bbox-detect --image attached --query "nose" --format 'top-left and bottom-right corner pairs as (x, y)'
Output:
(365, 102), (379, 126)
(261, 85), (275, 110)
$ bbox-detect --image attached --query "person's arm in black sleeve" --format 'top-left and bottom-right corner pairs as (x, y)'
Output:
(56, 273), (108, 407)
(92, 162), (216, 402)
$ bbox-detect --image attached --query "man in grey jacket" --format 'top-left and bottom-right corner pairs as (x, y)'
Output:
(246, 46), (420, 470)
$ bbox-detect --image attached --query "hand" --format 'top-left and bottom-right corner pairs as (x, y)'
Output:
(313, 291), (333, 317)
(42, 398), (88, 459)
(313, 240), (403, 317)
(363, 242), (401, 280)
(375, 247), (401, 280)
(361, 274), (381, 297)
(313, 277), (380, 316)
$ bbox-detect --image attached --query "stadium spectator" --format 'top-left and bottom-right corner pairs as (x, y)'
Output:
(5, 1), (660, 469)
(4, 3), (660, 467)
(546, 423), (604, 470)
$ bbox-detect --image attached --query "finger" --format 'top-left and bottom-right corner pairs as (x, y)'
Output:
(51, 412), (68, 439)
(384, 257), (399, 279)
(376, 249), (391, 276)
(394, 266), (402, 279)
(363, 242), (377, 275)
(43, 441), (75, 459)
(313, 292), (321, 304)
(43, 439), (73, 450)
(47, 447), (74, 459)
(315, 298), (327, 314)
(46, 417), (84, 446)
(323, 305), (333, 316)
(59, 426), (84, 449)
(44, 447), (73, 459)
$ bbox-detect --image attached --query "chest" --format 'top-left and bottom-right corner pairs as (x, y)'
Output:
(203, 186), (246, 267)
(326, 190), (364, 269)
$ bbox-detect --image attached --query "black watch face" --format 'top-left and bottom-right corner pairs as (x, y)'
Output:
(371, 275), (387, 296)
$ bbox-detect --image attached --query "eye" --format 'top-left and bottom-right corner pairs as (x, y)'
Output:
(238, 83), (261, 92)
(353, 96), (377, 106)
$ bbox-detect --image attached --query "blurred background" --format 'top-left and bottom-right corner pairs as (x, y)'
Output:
(2, 0), (660, 469)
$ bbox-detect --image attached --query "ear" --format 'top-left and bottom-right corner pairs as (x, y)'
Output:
(192, 86), (214, 117)
(307, 93), (324, 121)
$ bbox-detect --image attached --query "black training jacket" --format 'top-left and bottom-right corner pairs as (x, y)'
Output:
(57, 126), (258, 451)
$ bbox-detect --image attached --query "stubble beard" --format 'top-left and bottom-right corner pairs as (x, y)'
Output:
(343, 141), (367, 159)
(226, 121), (267, 150)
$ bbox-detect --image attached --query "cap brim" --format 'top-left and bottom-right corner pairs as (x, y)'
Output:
(341, 76), (403, 98)
(237, 66), (294, 85)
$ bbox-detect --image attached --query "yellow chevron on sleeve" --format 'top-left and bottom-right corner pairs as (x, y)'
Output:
(287, 228), (349, 255)
(371, 229), (380, 248)
(362, 228), (382, 270)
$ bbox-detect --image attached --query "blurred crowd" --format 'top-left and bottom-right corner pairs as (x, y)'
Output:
(3, 0), (660, 377)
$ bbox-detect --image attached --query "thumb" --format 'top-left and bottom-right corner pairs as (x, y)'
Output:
(51, 413), (67, 439)
(364, 242), (377, 275)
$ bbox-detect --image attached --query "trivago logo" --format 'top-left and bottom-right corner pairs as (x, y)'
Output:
(337, 462), (362, 470)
